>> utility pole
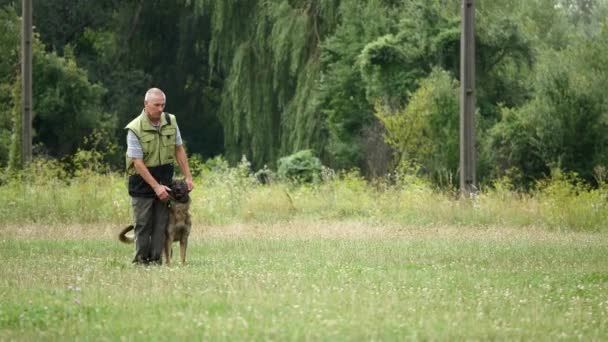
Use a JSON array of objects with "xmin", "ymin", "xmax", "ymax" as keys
[
  {"xmin": 21, "ymin": 0, "xmax": 33, "ymax": 166},
  {"xmin": 460, "ymin": 0, "xmax": 475, "ymax": 197}
]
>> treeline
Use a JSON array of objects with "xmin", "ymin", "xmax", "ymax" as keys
[{"xmin": 1, "ymin": 0, "xmax": 607, "ymax": 188}]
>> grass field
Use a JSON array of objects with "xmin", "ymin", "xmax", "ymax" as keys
[{"xmin": 1, "ymin": 222, "xmax": 606, "ymax": 340}]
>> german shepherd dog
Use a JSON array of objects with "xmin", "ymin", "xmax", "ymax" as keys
[{"xmin": 119, "ymin": 179, "xmax": 192, "ymax": 265}]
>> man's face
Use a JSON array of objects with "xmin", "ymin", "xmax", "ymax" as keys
[{"xmin": 144, "ymin": 94, "xmax": 165, "ymax": 122}]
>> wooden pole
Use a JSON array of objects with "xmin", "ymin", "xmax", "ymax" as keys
[
  {"xmin": 460, "ymin": 0, "xmax": 476, "ymax": 196},
  {"xmin": 21, "ymin": 0, "xmax": 33, "ymax": 166}
]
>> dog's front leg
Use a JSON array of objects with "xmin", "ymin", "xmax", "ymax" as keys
[{"xmin": 180, "ymin": 238, "xmax": 188, "ymax": 264}]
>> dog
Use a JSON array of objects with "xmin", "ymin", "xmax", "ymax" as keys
[{"xmin": 119, "ymin": 179, "xmax": 192, "ymax": 265}]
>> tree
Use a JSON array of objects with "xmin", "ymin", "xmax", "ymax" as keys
[
  {"xmin": 190, "ymin": 0, "xmax": 341, "ymax": 168},
  {"xmin": 3, "ymin": 0, "xmax": 224, "ymax": 168},
  {"xmin": 0, "ymin": 6, "xmax": 20, "ymax": 166},
  {"xmin": 485, "ymin": 35, "xmax": 608, "ymax": 184},
  {"xmin": 1, "ymin": 5, "xmax": 112, "ymax": 168},
  {"xmin": 26, "ymin": 0, "xmax": 123, "ymax": 54},
  {"xmin": 109, "ymin": 0, "xmax": 223, "ymax": 160},
  {"xmin": 31, "ymin": 48, "xmax": 110, "ymax": 157},
  {"xmin": 376, "ymin": 68, "xmax": 460, "ymax": 185},
  {"xmin": 318, "ymin": 0, "xmax": 403, "ymax": 172}
]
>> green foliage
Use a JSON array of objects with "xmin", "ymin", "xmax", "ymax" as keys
[
  {"xmin": 320, "ymin": 0, "xmax": 400, "ymax": 169},
  {"xmin": 358, "ymin": 34, "xmax": 422, "ymax": 109},
  {"xmin": 1, "ymin": 4, "xmax": 113, "ymax": 168},
  {"xmin": 277, "ymin": 150, "xmax": 323, "ymax": 184},
  {"xmin": 111, "ymin": 0, "xmax": 223, "ymax": 160},
  {"xmin": 70, "ymin": 129, "xmax": 120, "ymax": 176},
  {"xmin": 27, "ymin": 0, "xmax": 122, "ymax": 54},
  {"xmin": 376, "ymin": 68, "xmax": 460, "ymax": 186},
  {"xmin": 358, "ymin": 1, "xmax": 458, "ymax": 110},
  {"xmin": 474, "ymin": 14, "xmax": 533, "ymax": 127},
  {"xmin": 322, "ymin": 0, "xmax": 533, "ymax": 175},
  {"xmin": 195, "ymin": 155, "xmax": 260, "ymax": 222},
  {"xmin": 485, "ymin": 24, "xmax": 608, "ymax": 183},
  {"xmin": 0, "ymin": 157, "xmax": 129, "ymax": 224},
  {"xmin": 0, "ymin": 6, "xmax": 20, "ymax": 167},
  {"xmin": 7, "ymin": 77, "xmax": 21, "ymax": 171},
  {"xmin": 193, "ymin": 0, "xmax": 340, "ymax": 168},
  {"xmin": 75, "ymin": 26, "xmax": 153, "ymax": 166},
  {"xmin": 1, "ymin": 153, "xmax": 607, "ymax": 232},
  {"xmin": 2, "ymin": 0, "xmax": 608, "ymax": 189},
  {"xmin": 32, "ymin": 48, "xmax": 110, "ymax": 157},
  {"xmin": 3, "ymin": 0, "xmax": 223, "ymax": 168},
  {"xmin": 484, "ymin": 104, "xmax": 550, "ymax": 186},
  {"xmin": 534, "ymin": 169, "xmax": 608, "ymax": 231}
]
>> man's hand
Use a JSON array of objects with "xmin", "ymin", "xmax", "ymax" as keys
[
  {"xmin": 154, "ymin": 184, "xmax": 171, "ymax": 201},
  {"xmin": 175, "ymin": 145, "xmax": 194, "ymax": 192},
  {"xmin": 185, "ymin": 178, "xmax": 194, "ymax": 192}
]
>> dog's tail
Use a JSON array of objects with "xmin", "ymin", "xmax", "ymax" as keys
[{"xmin": 118, "ymin": 225, "xmax": 135, "ymax": 244}]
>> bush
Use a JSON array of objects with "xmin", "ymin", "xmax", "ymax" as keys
[
  {"xmin": 376, "ymin": 68, "xmax": 460, "ymax": 186},
  {"xmin": 277, "ymin": 150, "xmax": 323, "ymax": 184}
]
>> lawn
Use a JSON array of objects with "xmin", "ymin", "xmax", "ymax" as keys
[{"xmin": 1, "ymin": 222, "xmax": 606, "ymax": 340}]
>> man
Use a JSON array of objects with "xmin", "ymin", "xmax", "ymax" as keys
[{"xmin": 125, "ymin": 88, "xmax": 193, "ymax": 265}]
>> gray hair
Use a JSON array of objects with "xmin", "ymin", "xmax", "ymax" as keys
[{"xmin": 144, "ymin": 88, "xmax": 166, "ymax": 102}]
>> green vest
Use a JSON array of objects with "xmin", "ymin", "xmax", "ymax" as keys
[{"xmin": 125, "ymin": 111, "xmax": 177, "ymax": 175}]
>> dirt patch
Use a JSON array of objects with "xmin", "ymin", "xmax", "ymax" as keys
[{"xmin": 1, "ymin": 221, "xmax": 606, "ymax": 245}]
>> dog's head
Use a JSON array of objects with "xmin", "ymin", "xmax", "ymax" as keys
[{"xmin": 169, "ymin": 179, "xmax": 190, "ymax": 203}]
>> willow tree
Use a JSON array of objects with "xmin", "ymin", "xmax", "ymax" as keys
[{"xmin": 190, "ymin": 0, "xmax": 340, "ymax": 168}]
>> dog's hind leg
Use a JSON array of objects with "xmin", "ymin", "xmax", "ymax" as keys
[{"xmin": 164, "ymin": 237, "xmax": 172, "ymax": 266}]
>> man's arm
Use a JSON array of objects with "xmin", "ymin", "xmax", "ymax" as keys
[
  {"xmin": 132, "ymin": 159, "xmax": 171, "ymax": 201},
  {"xmin": 175, "ymin": 145, "xmax": 193, "ymax": 191}
]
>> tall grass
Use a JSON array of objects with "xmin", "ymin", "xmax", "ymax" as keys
[{"xmin": 0, "ymin": 158, "xmax": 607, "ymax": 232}]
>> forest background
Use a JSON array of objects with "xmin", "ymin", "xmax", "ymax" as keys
[{"xmin": 1, "ymin": 0, "xmax": 607, "ymax": 190}]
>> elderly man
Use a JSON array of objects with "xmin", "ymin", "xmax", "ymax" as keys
[{"xmin": 125, "ymin": 88, "xmax": 193, "ymax": 265}]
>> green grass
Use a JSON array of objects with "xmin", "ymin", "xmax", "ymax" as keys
[{"xmin": 1, "ymin": 223, "xmax": 606, "ymax": 340}]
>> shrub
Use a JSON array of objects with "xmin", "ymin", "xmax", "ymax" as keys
[{"xmin": 277, "ymin": 150, "xmax": 323, "ymax": 184}]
